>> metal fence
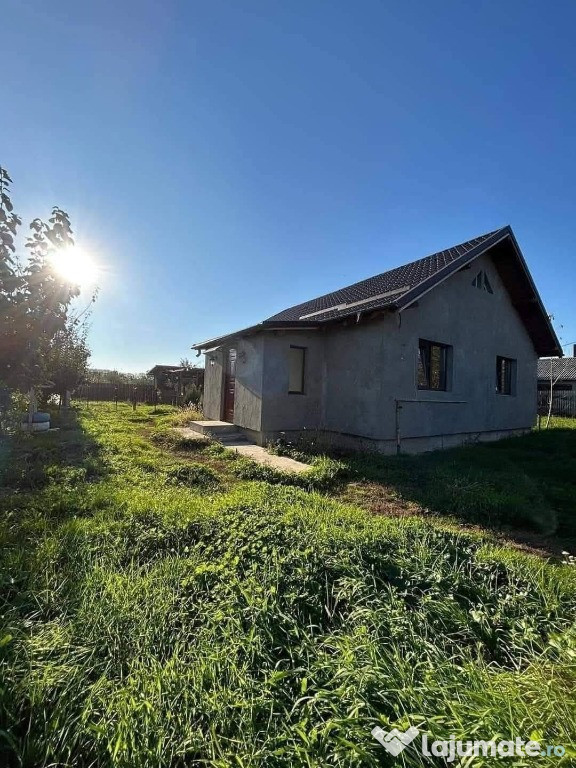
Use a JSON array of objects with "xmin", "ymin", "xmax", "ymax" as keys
[
  {"xmin": 537, "ymin": 391, "xmax": 576, "ymax": 417},
  {"xmin": 75, "ymin": 382, "xmax": 157, "ymax": 403}
]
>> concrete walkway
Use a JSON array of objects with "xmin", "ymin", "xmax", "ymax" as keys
[{"xmin": 175, "ymin": 427, "xmax": 310, "ymax": 474}]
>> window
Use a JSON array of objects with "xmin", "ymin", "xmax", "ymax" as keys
[
  {"xmin": 496, "ymin": 356, "xmax": 516, "ymax": 395},
  {"xmin": 418, "ymin": 339, "xmax": 450, "ymax": 390},
  {"xmin": 472, "ymin": 270, "xmax": 493, "ymax": 294},
  {"xmin": 288, "ymin": 346, "xmax": 306, "ymax": 393}
]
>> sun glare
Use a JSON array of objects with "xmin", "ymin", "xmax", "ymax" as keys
[{"xmin": 50, "ymin": 246, "xmax": 100, "ymax": 289}]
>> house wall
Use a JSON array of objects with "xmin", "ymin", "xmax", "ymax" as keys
[
  {"xmin": 202, "ymin": 347, "xmax": 225, "ymax": 420},
  {"xmin": 318, "ymin": 252, "xmax": 537, "ymax": 448},
  {"xmin": 202, "ymin": 251, "xmax": 539, "ymax": 452},
  {"xmin": 260, "ymin": 331, "xmax": 325, "ymax": 432},
  {"xmin": 234, "ymin": 335, "xmax": 265, "ymax": 432},
  {"xmin": 202, "ymin": 336, "xmax": 264, "ymax": 431}
]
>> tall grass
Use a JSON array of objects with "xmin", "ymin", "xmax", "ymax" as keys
[
  {"xmin": 0, "ymin": 404, "xmax": 575, "ymax": 767},
  {"xmin": 272, "ymin": 422, "xmax": 576, "ymax": 537}
]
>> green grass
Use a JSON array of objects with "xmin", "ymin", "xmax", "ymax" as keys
[
  {"xmin": 271, "ymin": 420, "xmax": 576, "ymax": 541},
  {"xmin": 1, "ymin": 403, "xmax": 575, "ymax": 767}
]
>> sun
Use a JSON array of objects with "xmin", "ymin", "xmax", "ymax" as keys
[{"xmin": 49, "ymin": 245, "xmax": 100, "ymax": 289}]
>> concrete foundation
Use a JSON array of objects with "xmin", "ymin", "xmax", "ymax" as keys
[{"xmin": 250, "ymin": 426, "xmax": 532, "ymax": 454}]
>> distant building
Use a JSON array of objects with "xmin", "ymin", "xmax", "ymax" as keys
[
  {"xmin": 146, "ymin": 365, "xmax": 204, "ymax": 404},
  {"xmin": 538, "ymin": 349, "xmax": 576, "ymax": 392}
]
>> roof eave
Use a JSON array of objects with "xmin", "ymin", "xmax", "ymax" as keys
[
  {"xmin": 192, "ymin": 324, "xmax": 265, "ymax": 351},
  {"xmin": 505, "ymin": 228, "xmax": 563, "ymax": 357},
  {"xmin": 192, "ymin": 320, "xmax": 320, "ymax": 352},
  {"xmin": 394, "ymin": 227, "xmax": 510, "ymax": 312}
]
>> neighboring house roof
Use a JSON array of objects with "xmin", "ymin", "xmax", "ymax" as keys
[
  {"xmin": 147, "ymin": 365, "xmax": 203, "ymax": 376},
  {"xmin": 147, "ymin": 365, "xmax": 181, "ymax": 375},
  {"xmin": 193, "ymin": 226, "xmax": 562, "ymax": 357},
  {"xmin": 537, "ymin": 358, "xmax": 576, "ymax": 380}
]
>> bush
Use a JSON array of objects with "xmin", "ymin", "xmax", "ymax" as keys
[
  {"xmin": 171, "ymin": 405, "xmax": 203, "ymax": 426},
  {"xmin": 183, "ymin": 383, "xmax": 202, "ymax": 408},
  {"xmin": 0, "ymin": 388, "xmax": 28, "ymax": 435}
]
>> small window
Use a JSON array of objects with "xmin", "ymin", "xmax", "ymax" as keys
[
  {"xmin": 496, "ymin": 356, "xmax": 516, "ymax": 395},
  {"xmin": 472, "ymin": 270, "xmax": 493, "ymax": 294},
  {"xmin": 418, "ymin": 339, "xmax": 450, "ymax": 390},
  {"xmin": 288, "ymin": 346, "xmax": 306, "ymax": 394}
]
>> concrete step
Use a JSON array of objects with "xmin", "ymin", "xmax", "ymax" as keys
[
  {"xmin": 187, "ymin": 420, "xmax": 239, "ymax": 437},
  {"xmin": 187, "ymin": 420, "xmax": 252, "ymax": 445},
  {"xmin": 218, "ymin": 433, "xmax": 251, "ymax": 445}
]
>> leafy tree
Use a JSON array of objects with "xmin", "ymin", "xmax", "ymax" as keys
[
  {"xmin": 179, "ymin": 357, "xmax": 198, "ymax": 369},
  {"xmin": 42, "ymin": 320, "xmax": 91, "ymax": 408},
  {"xmin": 85, "ymin": 369, "xmax": 151, "ymax": 386},
  {"xmin": 0, "ymin": 166, "xmax": 86, "ymax": 392}
]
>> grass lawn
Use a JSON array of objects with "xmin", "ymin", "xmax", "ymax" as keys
[{"xmin": 1, "ymin": 402, "xmax": 575, "ymax": 767}]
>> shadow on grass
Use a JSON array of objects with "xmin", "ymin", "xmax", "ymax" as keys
[
  {"xmin": 335, "ymin": 426, "xmax": 576, "ymax": 550},
  {"xmin": 0, "ymin": 407, "xmax": 108, "ymax": 494}
]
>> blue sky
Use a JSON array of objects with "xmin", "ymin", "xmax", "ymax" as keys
[{"xmin": 2, "ymin": 0, "xmax": 575, "ymax": 371}]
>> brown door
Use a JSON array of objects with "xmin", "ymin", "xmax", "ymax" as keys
[{"xmin": 223, "ymin": 348, "xmax": 236, "ymax": 422}]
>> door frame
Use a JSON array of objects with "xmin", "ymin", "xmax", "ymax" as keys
[{"xmin": 221, "ymin": 347, "xmax": 237, "ymax": 422}]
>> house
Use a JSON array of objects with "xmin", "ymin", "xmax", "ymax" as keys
[
  {"xmin": 192, "ymin": 226, "xmax": 561, "ymax": 454},
  {"xmin": 537, "ymin": 352, "xmax": 576, "ymax": 418},
  {"xmin": 537, "ymin": 351, "xmax": 576, "ymax": 392},
  {"xmin": 146, "ymin": 365, "xmax": 204, "ymax": 404}
]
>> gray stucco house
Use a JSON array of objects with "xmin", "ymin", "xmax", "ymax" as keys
[{"xmin": 193, "ymin": 226, "xmax": 561, "ymax": 453}]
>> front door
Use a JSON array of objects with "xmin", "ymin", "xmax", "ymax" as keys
[{"xmin": 223, "ymin": 348, "xmax": 236, "ymax": 422}]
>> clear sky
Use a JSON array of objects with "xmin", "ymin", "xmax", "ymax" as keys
[{"xmin": 2, "ymin": 0, "xmax": 575, "ymax": 371}]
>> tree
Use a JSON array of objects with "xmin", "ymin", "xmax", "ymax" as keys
[
  {"xmin": 42, "ymin": 320, "xmax": 91, "ymax": 408},
  {"xmin": 0, "ymin": 166, "xmax": 86, "ymax": 393},
  {"xmin": 85, "ymin": 369, "xmax": 150, "ymax": 386}
]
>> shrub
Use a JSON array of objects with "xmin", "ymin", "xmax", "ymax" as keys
[
  {"xmin": 183, "ymin": 383, "xmax": 202, "ymax": 408},
  {"xmin": 170, "ymin": 406, "xmax": 203, "ymax": 427}
]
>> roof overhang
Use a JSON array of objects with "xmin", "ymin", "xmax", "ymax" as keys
[
  {"xmin": 393, "ymin": 226, "xmax": 562, "ymax": 358},
  {"xmin": 192, "ymin": 320, "xmax": 320, "ymax": 352}
]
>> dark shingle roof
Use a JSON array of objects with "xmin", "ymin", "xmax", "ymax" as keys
[
  {"xmin": 265, "ymin": 230, "xmax": 502, "ymax": 322},
  {"xmin": 538, "ymin": 358, "xmax": 576, "ymax": 380},
  {"xmin": 193, "ymin": 226, "xmax": 561, "ymax": 357}
]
